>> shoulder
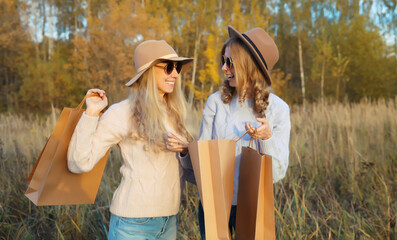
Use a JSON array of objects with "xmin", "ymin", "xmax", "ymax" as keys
[
  {"xmin": 203, "ymin": 91, "xmax": 225, "ymax": 112},
  {"xmin": 206, "ymin": 91, "xmax": 223, "ymax": 106},
  {"xmin": 106, "ymin": 99, "xmax": 131, "ymax": 115},
  {"xmin": 269, "ymin": 93, "xmax": 290, "ymax": 115},
  {"xmin": 100, "ymin": 99, "xmax": 132, "ymax": 128},
  {"xmin": 208, "ymin": 91, "xmax": 222, "ymax": 101}
]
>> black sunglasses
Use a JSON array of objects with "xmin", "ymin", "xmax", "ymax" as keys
[
  {"xmin": 155, "ymin": 62, "xmax": 183, "ymax": 75},
  {"xmin": 221, "ymin": 55, "xmax": 233, "ymax": 69}
]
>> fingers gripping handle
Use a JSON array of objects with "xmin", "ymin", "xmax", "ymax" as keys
[
  {"xmin": 234, "ymin": 130, "xmax": 261, "ymax": 155},
  {"xmin": 77, "ymin": 92, "xmax": 101, "ymax": 110}
]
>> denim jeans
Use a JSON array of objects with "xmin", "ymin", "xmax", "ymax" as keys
[
  {"xmin": 108, "ymin": 214, "xmax": 177, "ymax": 240},
  {"xmin": 198, "ymin": 201, "xmax": 237, "ymax": 240}
]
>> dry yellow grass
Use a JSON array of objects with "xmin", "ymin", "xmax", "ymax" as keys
[{"xmin": 0, "ymin": 99, "xmax": 396, "ymax": 239}]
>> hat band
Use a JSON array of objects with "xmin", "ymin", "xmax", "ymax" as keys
[
  {"xmin": 136, "ymin": 54, "xmax": 179, "ymax": 73},
  {"xmin": 242, "ymin": 33, "xmax": 268, "ymax": 70}
]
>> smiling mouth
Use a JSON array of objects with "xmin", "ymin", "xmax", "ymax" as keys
[{"xmin": 226, "ymin": 74, "xmax": 234, "ymax": 80}]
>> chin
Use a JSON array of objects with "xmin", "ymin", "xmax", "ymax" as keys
[{"xmin": 166, "ymin": 88, "xmax": 174, "ymax": 93}]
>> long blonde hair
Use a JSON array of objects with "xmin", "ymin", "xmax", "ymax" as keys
[
  {"xmin": 220, "ymin": 37, "xmax": 270, "ymax": 118},
  {"xmin": 129, "ymin": 66, "xmax": 192, "ymax": 151}
]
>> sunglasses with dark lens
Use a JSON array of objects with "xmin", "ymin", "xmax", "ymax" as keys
[
  {"xmin": 155, "ymin": 62, "xmax": 183, "ymax": 75},
  {"xmin": 221, "ymin": 55, "xmax": 233, "ymax": 69}
]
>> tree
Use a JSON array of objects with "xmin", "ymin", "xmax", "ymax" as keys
[
  {"xmin": 1, "ymin": 0, "xmax": 396, "ymax": 113},
  {"xmin": 0, "ymin": 0, "xmax": 33, "ymax": 111},
  {"xmin": 69, "ymin": 0, "xmax": 148, "ymax": 104},
  {"xmin": 288, "ymin": 0, "xmax": 313, "ymax": 111},
  {"xmin": 331, "ymin": 45, "xmax": 349, "ymax": 102},
  {"xmin": 332, "ymin": 14, "xmax": 390, "ymax": 100},
  {"xmin": 197, "ymin": 28, "xmax": 222, "ymax": 105},
  {"xmin": 311, "ymin": 1, "xmax": 333, "ymax": 105}
]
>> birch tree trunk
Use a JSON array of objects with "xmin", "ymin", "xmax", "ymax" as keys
[
  {"xmin": 188, "ymin": 28, "xmax": 201, "ymax": 106},
  {"xmin": 40, "ymin": 0, "xmax": 47, "ymax": 60},
  {"xmin": 298, "ymin": 36, "xmax": 306, "ymax": 111},
  {"xmin": 321, "ymin": 58, "xmax": 325, "ymax": 106},
  {"xmin": 48, "ymin": 0, "xmax": 54, "ymax": 60},
  {"xmin": 336, "ymin": 77, "xmax": 340, "ymax": 102}
]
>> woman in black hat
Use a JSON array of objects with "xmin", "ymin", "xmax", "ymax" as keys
[{"xmin": 196, "ymin": 25, "xmax": 291, "ymax": 239}]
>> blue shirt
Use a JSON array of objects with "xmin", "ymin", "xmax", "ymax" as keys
[{"xmin": 198, "ymin": 91, "xmax": 291, "ymax": 205}]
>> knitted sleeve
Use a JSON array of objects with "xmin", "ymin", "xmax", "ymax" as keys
[{"xmin": 67, "ymin": 103, "xmax": 127, "ymax": 173}]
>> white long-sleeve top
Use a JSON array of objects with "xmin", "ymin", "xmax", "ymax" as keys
[
  {"xmin": 67, "ymin": 99, "xmax": 188, "ymax": 218},
  {"xmin": 197, "ymin": 91, "xmax": 291, "ymax": 205}
]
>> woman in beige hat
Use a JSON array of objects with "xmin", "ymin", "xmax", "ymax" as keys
[
  {"xmin": 67, "ymin": 40, "xmax": 193, "ymax": 239},
  {"xmin": 196, "ymin": 26, "xmax": 291, "ymax": 239}
]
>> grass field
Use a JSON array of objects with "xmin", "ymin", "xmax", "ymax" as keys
[{"xmin": 0, "ymin": 99, "xmax": 396, "ymax": 239}]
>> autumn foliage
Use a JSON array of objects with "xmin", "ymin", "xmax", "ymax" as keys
[{"xmin": 0, "ymin": 0, "xmax": 396, "ymax": 113}]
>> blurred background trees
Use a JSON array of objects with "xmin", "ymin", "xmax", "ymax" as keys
[{"xmin": 0, "ymin": 0, "xmax": 396, "ymax": 112}]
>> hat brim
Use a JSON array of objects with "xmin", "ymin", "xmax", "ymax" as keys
[
  {"xmin": 125, "ymin": 57, "xmax": 193, "ymax": 87},
  {"xmin": 228, "ymin": 25, "xmax": 272, "ymax": 86}
]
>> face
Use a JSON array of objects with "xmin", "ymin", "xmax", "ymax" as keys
[
  {"xmin": 154, "ymin": 62, "xmax": 180, "ymax": 97},
  {"xmin": 222, "ymin": 46, "xmax": 236, "ymax": 87}
]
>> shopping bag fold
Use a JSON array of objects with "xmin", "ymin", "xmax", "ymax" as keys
[
  {"xmin": 188, "ymin": 131, "xmax": 248, "ymax": 240},
  {"xmin": 188, "ymin": 139, "xmax": 235, "ymax": 240}
]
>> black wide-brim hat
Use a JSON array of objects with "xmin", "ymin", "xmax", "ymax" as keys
[{"xmin": 228, "ymin": 25, "xmax": 279, "ymax": 86}]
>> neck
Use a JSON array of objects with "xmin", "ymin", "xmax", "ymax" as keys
[
  {"xmin": 159, "ymin": 93, "xmax": 168, "ymax": 105},
  {"xmin": 158, "ymin": 91, "xmax": 166, "ymax": 101}
]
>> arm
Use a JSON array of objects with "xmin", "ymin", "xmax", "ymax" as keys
[
  {"xmin": 198, "ymin": 93, "xmax": 217, "ymax": 141},
  {"xmin": 174, "ymin": 93, "xmax": 218, "ymax": 184},
  {"xmin": 67, "ymin": 107, "xmax": 125, "ymax": 173},
  {"xmin": 259, "ymin": 105, "xmax": 290, "ymax": 183},
  {"xmin": 167, "ymin": 93, "xmax": 218, "ymax": 169},
  {"xmin": 67, "ymin": 89, "xmax": 125, "ymax": 173},
  {"xmin": 246, "ymin": 103, "xmax": 291, "ymax": 183},
  {"xmin": 166, "ymin": 133, "xmax": 192, "ymax": 170}
]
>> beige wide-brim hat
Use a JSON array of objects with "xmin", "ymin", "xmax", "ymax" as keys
[
  {"xmin": 126, "ymin": 40, "xmax": 193, "ymax": 87},
  {"xmin": 228, "ymin": 25, "xmax": 279, "ymax": 86}
]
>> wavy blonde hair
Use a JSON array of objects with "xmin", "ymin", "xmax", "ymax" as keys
[
  {"xmin": 129, "ymin": 65, "xmax": 192, "ymax": 151},
  {"xmin": 220, "ymin": 37, "xmax": 270, "ymax": 118}
]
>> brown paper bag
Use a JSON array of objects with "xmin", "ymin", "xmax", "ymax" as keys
[
  {"xmin": 236, "ymin": 139, "xmax": 275, "ymax": 240},
  {"xmin": 25, "ymin": 93, "xmax": 110, "ymax": 206},
  {"xmin": 188, "ymin": 139, "xmax": 237, "ymax": 240}
]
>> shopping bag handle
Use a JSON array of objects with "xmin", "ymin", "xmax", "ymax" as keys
[
  {"xmin": 77, "ymin": 92, "xmax": 101, "ymax": 110},
  {"xmin": 234, "ymin": 130, "xmax": 262, "ymax": 154},
  {"xmin": 233, "ymin": 130, "xmax": 249, "ymax": 142},
  {"xmin": 248, "ymin": 137, "xmax": 261, "ymax": 155}
]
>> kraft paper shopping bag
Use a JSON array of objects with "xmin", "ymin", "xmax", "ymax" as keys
[
  {"xmin": 25, "ymin": 93, "xmax": 109, "ymax": 206},
  {"xmin": 236, "ymin": 139, "xmax": 275, "ymax": 240},
  {"xmin": 188, "ymin": 139, "xmax": 235, "ymax": 240},
  {"xmin": 188, "ymin": 131, "xmax": 248, "ymax": 240}
]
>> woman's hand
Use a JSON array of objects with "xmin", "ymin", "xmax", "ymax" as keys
[
  {"xmin": 85, "ymin": 89, "xmax": 108, "ymax": 117},
  {"xmin": 165, "ymin": 133, "xmax": 188, "ymax": 155},
  {"xmin": 245, "ymin": 118, "xmax": 272, "ymax": 140}
]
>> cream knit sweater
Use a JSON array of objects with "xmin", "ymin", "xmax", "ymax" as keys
[{"xmin": 67, "ymin": 99, "xmax": 188, "ymax": 218}]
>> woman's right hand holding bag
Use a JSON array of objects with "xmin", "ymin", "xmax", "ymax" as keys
[{"xmin": 85, "ymin": 89, "xmax": 108, "ymax": 117}]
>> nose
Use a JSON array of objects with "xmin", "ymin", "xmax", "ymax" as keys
[
  {"xmin": 170, "ymin": 68, "xmax": 179, "ymax": 77},
  {"xmin": 221, "ymin": 62, "xmax": 228, "ymax": 72}
]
